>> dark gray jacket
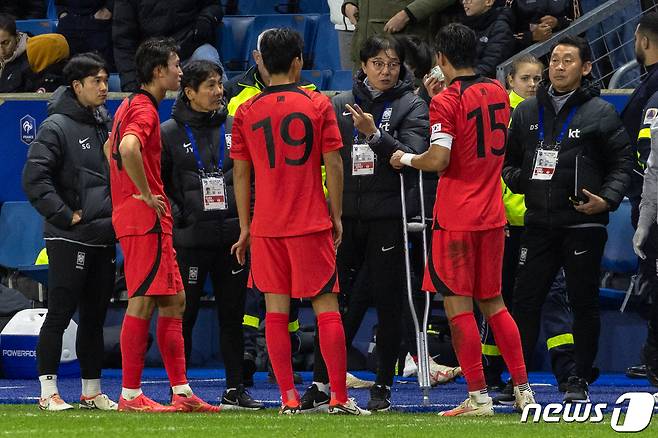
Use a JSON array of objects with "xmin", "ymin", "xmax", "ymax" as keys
[
  {"xmin": 161, "ymin": 94, "xmax": 237, "ymax": 249},
  {"xmin": 503, "ymin": 80, "xmax": 633, "ymax": 228},
  {"xmin": 332, "ymin": 69, "xmax": 429, "ymax": 220},
  {"xmin": 22, "ymin": 86, "xmax": 114, "ymax": 245}
]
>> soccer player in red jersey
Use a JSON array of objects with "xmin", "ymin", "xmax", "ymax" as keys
[
  {"xmin": 230, "ymin": 28, "xmax": 369, "ymax": 415},
  {"xmin": 391, "ymin": 23, "xmax": 535, "ymax": 416},
  {"xmin": 107, "ymin": 38, "xmax": 218, "ymax": 413}
]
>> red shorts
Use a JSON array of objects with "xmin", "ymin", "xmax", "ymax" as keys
[
  {"xmin": 422, "ymin": 227, "xmax": 504, "ymax": 300},
  {"xmin": 249, "ymin": 229, "xmax": 339, "ymax": 298},
  {"xmin": 119, "ymin": 233, "xmax": 183, "ymax": 298}
]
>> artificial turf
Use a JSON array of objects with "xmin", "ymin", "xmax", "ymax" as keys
[{"xmin": 0, "ymin": 406, "xmax": 654, "ymax": 437}]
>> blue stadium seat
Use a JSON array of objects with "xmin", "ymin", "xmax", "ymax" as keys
[
  {"xmin": 0, "ymin": 202, "xmax": 48, "ymax": 285},
  {"xmin": 15, "ymin": 19, "xmax": 57, "ymax": 36},
  {"xmin": 243, "ymin": 15, "xmax": 320, "ymax": 69},
  {"xmin": 600, "ymin": 198, "xmax": 638, "ymax": 305},
  {"xmin": 108, "ymin": 73, "xmax": 121, "ymax": 92},
  {"xmin": 218, "ymin": 16, "xmax": 256, "ymax": 71},
  {"xmin": 225, "ymin": 70, "xmax": 246, "ymax": 80},
  {"xmin": 300, "ymin": 69, "xmax": 332, "ymax": 90},
  {"xmin": 47, "ymin": 0, "xmax": 58, "ymax": 19},
  {"xmin": 311, "ymin": 14, "xmax": 341, "ymax": 70},
  {"xmin": 328, "ymin": 69, "xmax": 353, "ymax": 91}
]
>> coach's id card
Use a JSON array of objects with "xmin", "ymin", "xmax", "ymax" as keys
[
  {"xmin": 531, "ymin": 148, "xmax": 558, "ymax": 180},
  {"xmin": 201, "ymin": 175, "xmax": 228, "ymax": 210},
  {"xmin": 352, "ymin": 143, "xmax": 375, "ymax": 176}
]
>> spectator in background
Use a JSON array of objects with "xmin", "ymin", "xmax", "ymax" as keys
[
  {"xmin": 0, "ymin": 0, "xmax": 46, "ymax": 19},
  {"xmin": 22, "ymin": 53, "xmax": 116, "ymax": 411},
  {"xmin": 112, "ymin": 0, "xmax": 223, "ymax": 92},
  {"xmin": 581, "ymin": 0, "xmax": 642, "ymax": 88},
  {"xmin": 342, "ymin": 0, "xmax": 458, "ymax": 68},
  {"xmin": 0, "ymin": 13, "xmax": 69, "ymax": 92},
  {"xmin": 462, "ymin": 0, "xmax": 515, "ymax": 78},
  {"xmin": 506, "ymin": 0, "xmax": 580, "ymax": 52},
  {"xmin": 328, "ymin": 0, "xmax": 355, "ymax": 70},
  {"xmin": 55, "ymin": 1, "xmax": 115, "ymax": 71},
  {"xmin": 160, "ymin": 60, "xmax": 263, "ymax": 410}
]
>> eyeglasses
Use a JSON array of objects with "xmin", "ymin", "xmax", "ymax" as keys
[{"xmin": 369, "ymin": 59, "xmax": 401, "ymax": 72}]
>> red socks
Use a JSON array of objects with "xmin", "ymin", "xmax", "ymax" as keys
[
  {"xmin": 449, "ymin": 312, "xmax": 486, "ymax": 392},
  {"xmin": 317, "ymin": 312, "xmax": 348, "ymax": 404},
  {"xmin": 266, "ymin": 312, "xmax": 299, "ymax": 405},
  {"xmin": 120, "ymin": 315, "xmax": 150, "ymax": 389},
  {"xmin": 157, "ymin": 316, "xmax": 188, "ymax": 387},
  {"xmin": 487, "ymin": 308, "xmax": 528, "ymax": 385}
]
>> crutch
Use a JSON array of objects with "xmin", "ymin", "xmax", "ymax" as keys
[{"xmin": 399, "ymin": 171, "xmax": 432, "ymax": 405}]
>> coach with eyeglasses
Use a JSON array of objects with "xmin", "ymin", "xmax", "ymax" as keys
[{"xmin": 502, "ymin": 35, "xmax": 633, "ymax": 403}]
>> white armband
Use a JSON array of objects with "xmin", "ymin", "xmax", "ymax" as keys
[
  {"xmin": 430, "ymin": 133, "xmax": 453, "ymax": 150},
  {"xmin": 400, "ymin": 153, "xmax": 416, "ymax": 167}
]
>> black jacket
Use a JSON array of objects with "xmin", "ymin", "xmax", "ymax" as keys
[
  {"xmin": 463, "ymin": 7, "xmax": 515, "ymax": 78},
  {"xmin": 55, "ymin": 0, "xmax": 114, "ymax": 16},
  {"xmin": 508, "ymin": 0, "xmax": 578, "ymax": 51},
  {"xmin": 113, "ymin": 0, "xmax": 222, "ymax": 91},
  {"xmin": 331, "ymin": 69, "xmax": 429, "ymax": 220},
  {"xmin": 503, "ymin": 80, "xmax": 633, "ymax": 228},
  {"xmin": 22, "ymin": 86, "xmax": 114, "ymax": 245},
  {"xmin": 0, "ymin": 0, "xmax": 46, "ymax": 19},
  {"xmin": 161, "ymin": 94, "xmax": 237, "ymax": 249}
]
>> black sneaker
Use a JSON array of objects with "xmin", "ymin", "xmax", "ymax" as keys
[
  {"xmin": 626, "ymin": 364, "xmax": 647, "ymax": 379},
  {"xmin": 367, "ymin": 384, "xmax": 391, "ymax": 412},
  {"xmin": 563, "ymin": 376, "xmax": 590, "ymax": 403},
  {"xmin": 299, "ymin": 384, "xmax": 330, "ymax": 413},
  {"xmin": 220, "ymin": 385, "xmax": 264, "ymax": 410},
  {"xmin": 493, "ymin": 380, "xmax": 515, "ymax": 405}
]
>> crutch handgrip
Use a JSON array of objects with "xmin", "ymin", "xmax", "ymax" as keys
[{"xmin": 406, "ymin": 222, "xmax": 426, "ymax": 233}]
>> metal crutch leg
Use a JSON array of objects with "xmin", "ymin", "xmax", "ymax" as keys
[{"xmin": 399, "ymin": 171, "xmax": 431, "ymax": 405}]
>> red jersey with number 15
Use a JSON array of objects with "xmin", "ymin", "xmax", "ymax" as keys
[
  {"xmin": 431, "ymin": 75, "xmax": 510, "ymax": 231},
  {"xmin": 230, "ymin": 83, "xmax": 342, "ymax": 238}
]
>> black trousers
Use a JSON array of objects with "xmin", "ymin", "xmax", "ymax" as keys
[
  {"xmin": 177, "ymin": 245, "xmax": 247, "ymax": 388},
  {"xmin": 313, "ymin": 218, "xmax": 405, "ymax": 387},
  {"xmin": 37, "ymin": 240, "xmax": 115, "ymax": 378},
  {"xmin": 512, "ymin": 226, "xmax": 606, "ymax": 379}
]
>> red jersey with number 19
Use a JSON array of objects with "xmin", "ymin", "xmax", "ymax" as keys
[
  {"xmin": 431, "ymin": 75, "xmax": 510, "ymax": 231},
  {"xmin": 230, "ymin": 83, "xmax": 342, "ymax": 238}
]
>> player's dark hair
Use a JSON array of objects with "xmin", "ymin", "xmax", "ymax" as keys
[
  {"xmin": 359, "ymin": 34, "xmax": 406, "ymax": 66},
  {"xmin": 551, "ymin": 35, "xmax": 592, "ymax": 64},
  {"xmin": 259, "ymin": 28, "xmax": 303, "ymax": 75},
  {"xmin": 135, "ymin": 37, "xmax": 180, "ymax": 85},
  {"xmin": 509, "ymin": 54, "xmax": 544, "ymax": 78},
  {"xmin": 63, "ymin": 52, "xmax": 108, "ymax": 87},
  {"xmin": 396, "ymin": 34, "xmax": 432, "ymax": 80},
  {"xmin": 638, "ymin": 11, "xmax": 658, "ymax": 40},
  {"xmin": 0, "ymin": 13, "xmax": 17, "ymax": 36},
  {"xmin": 181, "ymin": 60, "xmax": 224, "ymax": 93},
  {"xmin": 433, "ymin": 23, "xmax": 477, "ymax": 69}
]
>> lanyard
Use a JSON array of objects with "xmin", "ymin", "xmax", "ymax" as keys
[
  {"xmin": 538, "ymin": 105, "xmax": 578, "ymax": 146},
  {"xmin": 184, "ymin": 124, "xmax": 226, "ymax": 173},
  {"xmin": 353, "ymin": 99, "xmax": 392, "ymax": 141}
]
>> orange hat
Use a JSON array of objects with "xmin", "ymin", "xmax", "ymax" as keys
[{"xmin": 26, "ymin": 33, "xmax": 70, "ymax": 73}]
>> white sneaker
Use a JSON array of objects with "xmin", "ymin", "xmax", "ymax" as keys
[
  {"xmin": 39, "ymin": 394, "xmax": 74, "ymax": 411},
  {"xmin": 80, "ymin": 393, "xmax": 119, "ymax": 410},
  {"xmin": 346, "ymin": 372, "xmax": 374, "ymax": 389},
  {"xmin": 328, "ymin": 398, "xmax": 371, "ymax": 416},
  {"xmin": 513, "ymin": 387, "xmax": 535, "ymax": 413},
  {"xmin": 403, "ymin": 353, "xmax": 418, "ymax": 377},
  {"xmin": 438, "ymin": 395, "xmax": 494, "ymax": 417},
  {"xmin": 429, "ymin": 357, "xmax": 462, "ymax": 386}
]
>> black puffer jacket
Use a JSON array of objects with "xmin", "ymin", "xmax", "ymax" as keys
[
  {"xmin": 161, "ymin": 94, "xmax": 237, "ymax": 249},
  {"xmin": 113, "ymin": 0, "xmax": 222, "ymax": 91},
  {"xmin": 503, "ymin": 80, "xmax": 633, "ymax": 228},
  {"xmin": 463, "ymin": 7, "xmax": 515, "ymax": 78},
  {"xmin": 22, "ymin": 86, "xmax": 114, "ymax": 245},
  {"xmin": 332, "ymin": 68, "xmax": 429, "ymax": 220}
]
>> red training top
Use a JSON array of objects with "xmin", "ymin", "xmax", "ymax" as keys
[
  {"xmin": 109, "ymin": 90, "xmax": 173, "ymax": 238},
  {"xmin": 230, "ymin": 83, "xmax": 342, "ymax": 237},
  {"xmin": 431, "ymin": 75, "xmax": 510, "ymax": 231}
]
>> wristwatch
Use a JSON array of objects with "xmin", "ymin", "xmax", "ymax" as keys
[{"xmin": 366, "ymin": 129, "xmax": 381, "ymax": 144}]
